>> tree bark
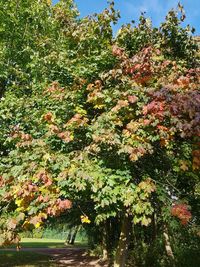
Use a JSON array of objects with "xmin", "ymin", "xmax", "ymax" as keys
[
  {"xmin": 113, "ymin": 214, "xmax": 132, "ymax": 267},
  {"xmin": 163, "ymin": 224, "xmax": 175, "ymax": 266},
  {"xmin": 70, "ymin": 225, "xmax": 80, "ymax": 245},
  {"xmin": 102, "ymin": 230, "xmax": 108, "ymax": 260},
  {"xmin": 66, "ymin": 228, "xmax": 72, "ymax": 244},
  {"xmin": 101, "ymin": 220, "xmax": 110, "ymax": 260},
  {"xmin": 66, "ymin": 225, "xmax": 80, "ymax": 245}
]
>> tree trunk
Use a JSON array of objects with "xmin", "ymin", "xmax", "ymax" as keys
[
  {"xmin": 102, "ymin": 230, "xmax": 109, "ymax": 260},
  {"xmin": 66, "ymin": 225, "xmax": 80, "ymax": 245},
  {"xmin": 101, "ymin": 220, "xmax": 110, "ymax": 260},
  {"xmin": 113, "ymin": 214, "xmax": 132, "ymax": 267},
  {"xmin": 163, "ymin": 225, "xmax": 175, "ymax": 266},
  {"xmin": 66, "ymin": 228, "xmax": 72, "ymax": 244},
  {"xmin": 151, "ymin": 212, "xmax": 157, "ymax": 242},
  {"xmin": 70, "ymin": 225, "xmax": 80, "ymax": 245},
  {"xmin": 145, "ymin": 212, "xmax": 158, "ymax": 266}
]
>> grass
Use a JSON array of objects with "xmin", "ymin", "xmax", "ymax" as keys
[
  {"xmin": 20, "ymin": 238, "xmax": 67, "ymax": 248},
  {"xmin": 21, "ymin": 237, "xmax": 87, "ymax": 248},
  {"xmin": 1, "ymin": 237, "xmax": 87, "ymax": 249},
  {"xmin": 0, "ymin": 250, "xmax": 56, "ymax": 267},
  {"xmin": 0, "ymin": 238, "xmax": 87, "ymax": 266}
]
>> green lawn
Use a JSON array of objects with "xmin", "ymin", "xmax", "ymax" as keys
[
  {"xmin": 20, "ymin": 238, "xmax": 67, "ymax": 248},
  {"xmin": 1, "ymin": 237, "xmax": 87, "ymax": 249},
  {"xmin": 0, "ymin": 238, "xmax": 87, "ymax": 267},
  {"xmin": 0, "ymin": 250, "xmax": 56, "ymax": 267}
]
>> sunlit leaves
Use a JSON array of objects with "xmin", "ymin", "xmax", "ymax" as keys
[
  {"xmin": 81, "ymin": 215, "xmax": 91, "ymax": 224},
  {"xmin": 0, "ymin": 0, "xmax": 199, "ymax": 248}
]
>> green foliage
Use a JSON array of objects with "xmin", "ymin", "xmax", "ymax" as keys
[{"xmin": 0, "ymin": 1, "xmax": 199, "ymax": 266}]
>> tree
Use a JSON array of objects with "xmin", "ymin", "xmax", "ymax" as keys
[{"xmin": 0, "ymin": 1, "xmax": 199, "ymax": 266}]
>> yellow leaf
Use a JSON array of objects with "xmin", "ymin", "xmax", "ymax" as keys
[
  {"xmin": 80, "ymin": 215, "xmax": 91, "ymax": 224},
  {"xmin": 15, "ymin": 199, "xmax": 23, "ymax": 207},
  {"xmin": 16, "ymin": 207, "xmax": 24, "ymax": 212},
  {"xmin": 43, "ymin": 153, "xmax": 51, "ymax": 161},
  {"xmin": 22, "ymin": 220, "xmax": 29, "ymax": 228},
  {"xmin": 75, "ymin": 107, "xmax": 87, "ymax": 115},
  {"xmin": 94, "ymin": 104, "xmax": 105, "ymax": 109},
  {"xmin": 70, "ymin": 134, "xmax": 74, "ymax": 141},
  {"xmin": 39, "ymin": 213, "xmax": 47, "ymax": 220},
  {"xmin": 35, "ymin": 222, "xmax": 41, "ymax": 229},
  {"xmin": 179, "ymin": 160, "xmax": 189, "ymax": 171},
  {"xmin": 46, "ymin": 0, "xmax": 51, "ymax": 5}
]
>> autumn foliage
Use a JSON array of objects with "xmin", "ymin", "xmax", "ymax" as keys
[
  {"xmin": 0, "ymin": 1, "xmax": 200, "ymax": 266},
  {"xmin": 171, "ymin": 203, "xmax": 192, "ymax": 225}
]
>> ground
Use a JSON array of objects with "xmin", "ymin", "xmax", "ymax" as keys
[{"xmin": 0, "ymin": 238, "xmax": 107, "ymax": 267}]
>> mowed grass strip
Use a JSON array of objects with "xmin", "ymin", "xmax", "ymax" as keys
[
  {"xmin": 0, "ymin": 238, "xmax": 66, "ymax": 249},
  {"xmin": 20, "ymin": 238, "xmax": 87, "ymax": 248},
  {"xmin": 0, "ymin": 238, "xmax": 86, "ymax": 249},
  {"xmin": 0, "ymin": 250, "xmax": 57, "ymax": 267},
  {"xmin": 21, "ymin": 238, "xmax": 66, "ymax": 248}
]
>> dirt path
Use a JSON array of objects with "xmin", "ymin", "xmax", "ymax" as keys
[{"xmin": 5, "ymin": 247, "xmax": 108, "ymax": 267}]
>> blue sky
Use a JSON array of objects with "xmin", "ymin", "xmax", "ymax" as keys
[{"xmin": 53, "ymin": 0, "xmax": 200, "ymax": 35}]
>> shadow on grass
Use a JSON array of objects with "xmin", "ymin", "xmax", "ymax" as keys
[
  {"xmin": 0, "ymin": 238, "xmax": 106, "ymax": 267},
  {"xmin": 0, "ymin": 248, "xmax": 107, "ymax": 267},
  {"xmin": 0, "ymin": 250, "xmax": 57, "ymax": 267}
]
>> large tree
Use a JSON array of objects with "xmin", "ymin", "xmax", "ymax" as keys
[{"xmin": 0, "ymin": 1, "xmax": 199, "ymax": 266}]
